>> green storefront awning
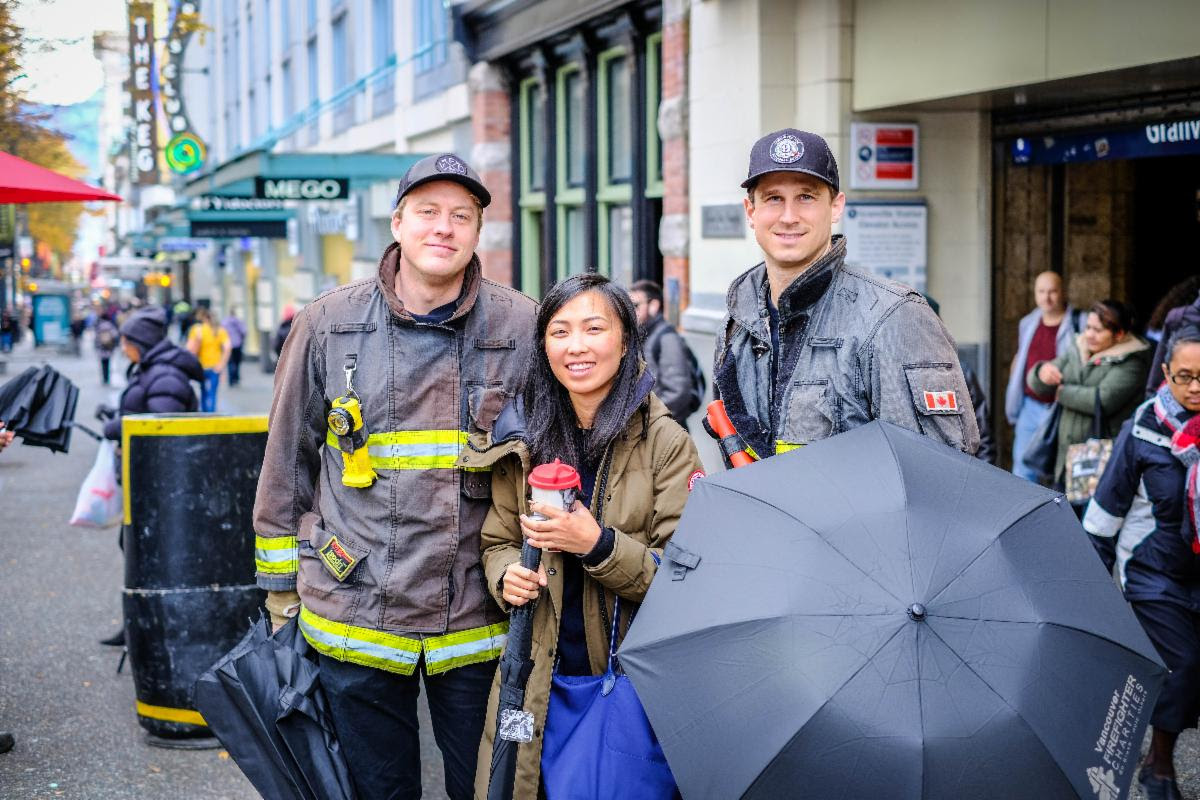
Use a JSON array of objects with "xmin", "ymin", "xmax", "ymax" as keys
[{"xmin": 183, "ymin": 149, "xmax": 427, "ymax": 198}]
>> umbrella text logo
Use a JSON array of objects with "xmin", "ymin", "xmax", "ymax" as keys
[
  {"xmin": 1087, "ymin": 766, "xmax": 1119, "ymax": 800},
  {"xmin": 1093, "ymin": 674, "xmax": 1148, "ymax": 776}
]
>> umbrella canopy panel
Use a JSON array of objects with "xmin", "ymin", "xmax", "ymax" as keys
[
  {"xmin": 0, "ymin": 151, "xmax": 123, "ymax": 203},
  {"xmin": 620, "ymin": 422, "xmax": 1165, "ymax": 800}
]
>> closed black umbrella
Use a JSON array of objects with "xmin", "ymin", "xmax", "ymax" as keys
[
  {"xmin": 486, "ymin": 539, "xmax": 542, "ymax": 800},
  {"xmin": 621, "ymin": 421, "xmax": 1166, "ymax": 800},
  {"xmin": 194, "ymin": 615, "xmax": 356, "ymax": 800},
  {"xmin": 0, "ymin": 365, "xmax": 90, "ymax": 451}
]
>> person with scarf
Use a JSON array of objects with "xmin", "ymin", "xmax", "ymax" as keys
[{"xmin": 1083, "ymin": 326, "xmax": 1200, "ymax": 800}]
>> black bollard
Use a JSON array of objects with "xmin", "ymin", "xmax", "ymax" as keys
[{"xmin": 121, "ymin": 414, "xmax": 268, "ymax": 746}]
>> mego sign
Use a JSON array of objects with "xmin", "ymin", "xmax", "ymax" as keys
[{"xmin": 254, "ymin": 177, "xmax": 350, "ymax": 200}]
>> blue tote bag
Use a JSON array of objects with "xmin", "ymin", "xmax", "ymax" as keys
[{"xmin": 541, "ymin": 595, "xmax": 677, "ymax": 800}]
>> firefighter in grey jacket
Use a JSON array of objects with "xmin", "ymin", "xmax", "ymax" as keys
[
  {"xmin": 252, "ymin": 154, "xmax": 537, "ymax": 800},
  {"xmin": 713, "ymin": 129, "xmax": 980, "ymax": 459}
]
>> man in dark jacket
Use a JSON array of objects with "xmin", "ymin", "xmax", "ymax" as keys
[
  {"xmin": 102, "ymin": 307, "xmax": 202, "ymax": 441},
  {"xmin": 713, "ymin": 129, "xmax": 979, "ymax": 460},
  {"xmin": 630, "ymin": 279, "xmax": 700, "ymax": 425}
]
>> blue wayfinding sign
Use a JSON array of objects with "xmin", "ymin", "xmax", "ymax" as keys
[{"xmin": 1012, "ymin": 116, "xmax": 1200, "ymax": 165}]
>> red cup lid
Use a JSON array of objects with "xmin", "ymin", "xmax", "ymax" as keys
[{"xmin": 528, "ymin": 458, "xmax": 582, "ymax": 491}]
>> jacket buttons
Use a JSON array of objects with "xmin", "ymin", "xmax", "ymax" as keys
[
  {"xmin": 548, "ymin": 648, "xmax": 555, "ymax": 658},
  {"xmin": 547, "ymin": 567, "xmax": 557, "ymax": 576}
]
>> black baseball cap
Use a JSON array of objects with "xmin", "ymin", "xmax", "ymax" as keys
[
  {"xmin": 393, "ymin": 153, "xmax": 491, "ymax": 209},
  {"xmin": 741, "ymin": 128, "xmax": 840, "ymax": 194}
]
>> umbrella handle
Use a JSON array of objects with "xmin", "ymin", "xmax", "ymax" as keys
[
  {"xmin": 520, "ymin": 539, "xmax": 541, "ymax": 573},
  {"xmin": 70, "ymin": 421, "xmax": 104, "ymax": 441},
  {"xmin": 704, "ymin": 400, "xmax": 756, "ymax": 468}
]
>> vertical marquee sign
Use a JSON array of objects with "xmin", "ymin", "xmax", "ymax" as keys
[
  {"xmin": 162, "ymin": 1, "xmax": 207, "ymax": 175},
  {"xmin": 128, "ymin": 2, "xmax": 159, "ymax": 185}
]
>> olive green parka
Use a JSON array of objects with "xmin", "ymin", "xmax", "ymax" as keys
[
  {"xmin": 1026, "ymin": 332, "xmax": 1151, "ymax": 483},
  {"xmin": 460, "ymin": 382, "xmax": 704, "ymax": 800}
]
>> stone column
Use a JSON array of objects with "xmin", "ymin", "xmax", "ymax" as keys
[{"xmin": 468, "ymin": 62, "xmax": 514, "ymax": 287}]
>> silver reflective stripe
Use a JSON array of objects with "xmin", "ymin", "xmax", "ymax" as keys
[
  {"xmin": 426, "ymin": 632, "xmax": 508, "ymax": 665},
  {"xmin": 299, "ymin": 615, "xmax": 421, "ymax": 668},
  {"xmin": 367, "ymin": 442, "xmax": 463, "ymax": 459},
  {"xmin": 1115, "ymin": 479, "xmax": 1156, "ymax": 592},
  {"xmin": 255, "ymin": 547, "xmax": 296, "ymax": 564}
]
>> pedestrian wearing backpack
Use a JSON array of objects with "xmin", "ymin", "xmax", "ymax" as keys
[
  {"xmin": 630, "ymin": 280, "xmax": 706, "ymax": 426},
  {"xmin": 95, "ymin": 312, "xmax": 119, "ymax": 386}
]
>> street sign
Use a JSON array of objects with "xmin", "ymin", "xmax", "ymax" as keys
[
  {"xmin": 701, "ymin": 205, "xmax": 746, "ymax": 239},
  {"xmin": 191, "ymin": 220, "xmax": 288, "ymax": 238},
  {"xmin": 850, "ymin": 123, "xmax": 919, "ymax": 190},
  {"xmin": 160, "ymin": 237, "xmax": 213, "ymax": 252},
  {"xmin": 254, "ymin": 177, "xmax": 349, "ymax": 200}
]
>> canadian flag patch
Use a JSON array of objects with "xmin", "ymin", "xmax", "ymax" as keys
[{"xmin": 923, "ymin": 390, "xmax": 959, "ymax": 414}]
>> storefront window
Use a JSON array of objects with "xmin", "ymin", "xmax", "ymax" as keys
[
  {"xmin": 529, "ymin": 86, "xmax": 546, "ymax": 192},
  {"xmin": 564, "ymin": 69, "xmax": 585, "ymax": 188},
  {"xmin": 607, "ymin": 55, "xmax": 631, "ymax": 184},
  {"xmin": 564, "ymin": 207, "xmax": 585, "ymax": 274},
  {"xmin": 608, "ymin": 205, "xmax": 633, "ymax": 286}
]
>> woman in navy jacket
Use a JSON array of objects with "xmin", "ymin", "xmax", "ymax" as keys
[{"xmin": 1084, "ymin": 327, "xmax": 1200, "ymax": 800}]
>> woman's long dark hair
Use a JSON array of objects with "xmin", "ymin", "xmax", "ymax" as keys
[{"xmin": 521, "ymin": 274, "xmax": 643, "ymax": 466}]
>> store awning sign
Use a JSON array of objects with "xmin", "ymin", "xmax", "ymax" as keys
[
  {"xmin": 850, "ymin": 123, "xmax": 919, "ymax": 190},
  {"xmin": 254, "ymin": 177, "xmax": 349, "ymax": 200},
  {"xmin": 1012, "ymin": 116, "xmax": 1200, "ymax": 165}
]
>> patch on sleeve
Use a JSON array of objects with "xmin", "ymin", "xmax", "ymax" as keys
[
  {"xmin": 922, "ymin": 390, "xmax": 959, "ymax": 414},
  {"xmin": 319, "ymin": 536, "xmax": 358, "ymax": 581},
  {"xmin": 688, "ymin": 470, "xmax": 706, "ymax": 492}
]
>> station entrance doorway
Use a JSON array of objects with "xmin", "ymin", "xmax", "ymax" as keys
[{"xmin": 992, "ymin": 115, "xmax": 1200, "ymax": 467}]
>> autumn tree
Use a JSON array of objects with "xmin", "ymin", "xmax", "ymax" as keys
[{"xmin": 0, "ymin": 0, "xmax": 86, "ymax": 265}]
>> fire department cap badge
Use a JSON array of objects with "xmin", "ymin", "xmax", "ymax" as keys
[
  {"xmin": 435, "ymin": 155, "xmax": 468, "ymax": 175},
  {"xmin": 769, "ymin": 133, "xmax": 804, "ymax": 164}
]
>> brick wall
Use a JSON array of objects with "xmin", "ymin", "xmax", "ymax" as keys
[
  {"xmin": 468, "ymin": 63, "xmax": 514, "ymax": 287},
  {"xmin": 659, "ymin": 0, "xmax": 690, "ymax": 324}
]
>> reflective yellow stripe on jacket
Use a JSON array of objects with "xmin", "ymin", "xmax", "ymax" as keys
[
  {"xmin": 255, "ymin": 534, "xmax": 298, "ymax": 574},
  {"xmin": 324, "ymin": 429, "xmax": 490, "ymax": 471},
  {"xmin": 775, "ymin": 441, "xmax": 804, "ymax": 454},
  {"xmin": 299, "ymin": 606, "xmax": 507, "ymax": 676}
]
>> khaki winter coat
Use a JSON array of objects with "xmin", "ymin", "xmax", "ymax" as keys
[
  {"xmin": 462, "ymin": 389, "xmax": 704, "ymax": 800},
  {"xmin": 1027, "ymin": 332, "xmax": 1151, "ymax": 483}
]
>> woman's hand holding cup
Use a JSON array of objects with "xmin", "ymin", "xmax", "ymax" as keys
[{"xmin": 521, "ymin": 500, "xmax": 601, "ymax": 556}]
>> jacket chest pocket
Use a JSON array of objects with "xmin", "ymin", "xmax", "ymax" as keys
[{"xmin": 779, "ymin": 380, "xmax": 839, "ymax": 446}]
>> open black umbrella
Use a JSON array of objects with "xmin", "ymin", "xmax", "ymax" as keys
[
  {"xmin": 621, "ymin": 421, "xmax": 1166, "ymax": 800},
  {"xmin": 487, "ymin": 539, "xmax": 542, "ymax": 800},
  {"xmin": 193, "ymin": 614, "xmax": 356, "ymax": 800},
  {"xmin": 0, "ymin": 365, "xmax": 94, "ymax": 451}
]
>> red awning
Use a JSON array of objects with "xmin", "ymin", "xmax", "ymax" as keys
[{"xmin": 0, "ymin": 151, "xmax": 123, "ymax": 203}]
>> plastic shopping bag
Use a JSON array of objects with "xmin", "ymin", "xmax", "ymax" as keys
[{"xmin": 70, "ymin": 440, "xmax": 122, "ymax": 528}]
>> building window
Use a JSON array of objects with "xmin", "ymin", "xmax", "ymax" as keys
[
  {"xmin": 371, "ymin": 0, "xmax": 395, "ymax": 117},
  {"xmin": 646, "ymin": 32, "xmax": 663, "ymax": 195},
  {"xmin": 280, "ymin": 0, "xmax": 291, "ymax": 51},
  {"xmin": 306, "ymin": 36, "xmax": 319, "ymax": 144},
  {"xmin": 414, "ymin": 0, "xmax": 448, "ymax": 75},
  {"xmin": 555, "ymin": 63, "xmax": 586, "ymax": 278},
  {"xmin": 598, "ymin": 47, "xmax": 632, "ymax": 286},
  {"xmin": 519, "ymin": 77, "xmax": 547, "ymax": 295},
  {"xmin": 513, "ymin": 21, "xmax": 664, "ymax": 296},
  {"xmin": 248, "ymin": 87, "xmax": 257, "ymax": 141},
  {"xmin": 331, "ymin": 12, "xmax": 352, "ymax": 133},
  {"xmin": 307, "ymin": 0, "xmax": 317, "ymax": 31}
]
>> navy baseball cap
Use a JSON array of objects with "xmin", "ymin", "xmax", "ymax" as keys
[
  {"xmin": 394, "ymin": 153, "xmax": 491, "ymax": 209},
  {"xmin": 741, "ymin": 129, "xmax": 840, "ymax": 194}
]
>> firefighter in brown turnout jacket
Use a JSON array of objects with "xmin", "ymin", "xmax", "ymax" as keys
[{"xmin": 252, "ymin": 154, "xmax": 537, "ymax": 800}]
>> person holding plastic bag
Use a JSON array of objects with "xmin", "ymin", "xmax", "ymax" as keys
[
  {"xmin": 70, "ymin": 439, "xmax": 122, "ymax": 528},
  {"xmin": 468, "ymin": 274, "xmax": 704, "ymax": 800},
  {"xmin": 102, "ymin": 307, "xmax": 202, "ymax": 443},
  {"xmin": 96, "ymin": 306, "xmax": 201, "ymax": 647}
]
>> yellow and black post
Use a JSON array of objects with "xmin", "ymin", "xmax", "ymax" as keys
[{"xmin": 121, "ymin": 414, "xmax": 268, "ymax": 746}]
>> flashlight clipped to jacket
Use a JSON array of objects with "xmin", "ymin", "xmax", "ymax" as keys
[{"xmin": 328, "ymin": 355, "xmax": 377, "ymax": 488}]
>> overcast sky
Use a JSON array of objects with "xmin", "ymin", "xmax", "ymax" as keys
[{"xmin": 15, "ymin": 0, "xmax": 126, "ymax": 107}]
